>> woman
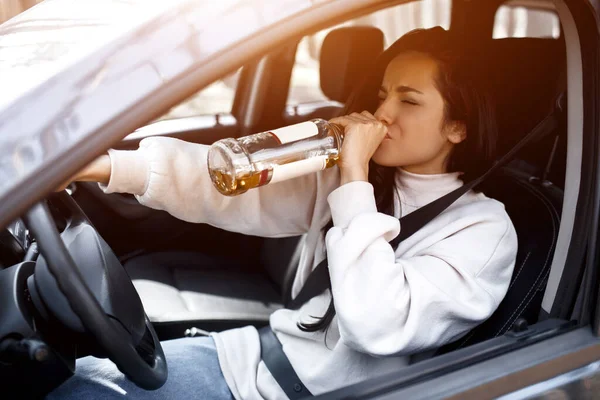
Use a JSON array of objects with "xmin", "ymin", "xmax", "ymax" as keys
[{"xmin": 48, "ymin": 27, "xmax": 517, "ymax": 399}]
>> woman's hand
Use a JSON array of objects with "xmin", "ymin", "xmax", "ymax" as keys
[
  {"xmin": 329, "ymin": 111, "xmax": 388, "ymax": 185},
  {"xmin": 55, "ymin": 155, "xmax": 112, "ymax": 191}
]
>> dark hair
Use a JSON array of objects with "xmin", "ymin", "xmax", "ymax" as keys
[{"xmin": 298, "ymin": 27, "xmax": 498, "ymax": 333}]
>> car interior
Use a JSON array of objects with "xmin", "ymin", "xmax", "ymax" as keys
[
  {"xmin": 4, "ymin": 0, "xmax": 595, "ymax": 396},
  {"xmin": 70, "ymin": 0, "xmax": 571, "ymax": 348}
]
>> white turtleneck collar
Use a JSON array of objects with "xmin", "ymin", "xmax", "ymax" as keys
[{"xmin": 394, "ymin": 168, "xmax": 464, "ymax": 217}]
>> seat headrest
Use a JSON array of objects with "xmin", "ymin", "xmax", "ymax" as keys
[
  {"xmin": 477, "ymin": 38, "xmax": 566, "ymax": 158},
  {"xmin": 320, "ymin": 26, "xmax": 384, "ymax": 103}
]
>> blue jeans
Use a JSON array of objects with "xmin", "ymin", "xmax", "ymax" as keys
[{"xmin": 46, "ymin": 336, "xmax": 234, "ymax": 399}]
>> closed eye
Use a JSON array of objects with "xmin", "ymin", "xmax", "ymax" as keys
[{"xmin": 402, "ymin": 99, "xmax": 418, "ymax": 106}]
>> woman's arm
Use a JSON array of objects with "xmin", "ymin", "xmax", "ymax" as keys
[
  {"xmin": 324, "ymin": 182, "xmax": 518, "ymax": 356},
  {"xmin": 57, "ymin": 155, "xmax": 112, "ymax": 190},
  {"xmin": 82, "ymin": 136, "xmax": 338, "ymax": 237}
]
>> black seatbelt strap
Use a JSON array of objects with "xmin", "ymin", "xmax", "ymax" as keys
[
  {"xmin": 261, "ymin": 98, "xmax": 561, "ymax": 398},
  {"xmin": 258, "ymin": 327, "xmax": 313, "ymax": 399},
  {"xmin": 286, "ymin": 258, "xmax": 330, "ymax": 310}
]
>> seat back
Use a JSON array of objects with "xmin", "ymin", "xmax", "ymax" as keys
[
  {"xmin": 437, "ymin": 37, "xmax": 567, "ymax": 354},
  {"xmin": 482, "ymin": 38, "xmax": 567, "ymax": 188},
  {"xmin": 437, "ymin": 169, "xmax": 562, "ymax": 354},
  {"xmin": 261, "ymin": 235, "xmax": 304, "ymax": 304}
]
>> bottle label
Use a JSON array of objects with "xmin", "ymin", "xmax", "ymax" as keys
[
  {"xmin": 269, "ymin": 121, "xmax": 319, "ymax": 144},
  {"xmin": 269, "ymin": 155, "xmax": 328, "ymax": 184}
]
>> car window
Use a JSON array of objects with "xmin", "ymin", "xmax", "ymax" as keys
[
  {"xmin": 156, "ymin": 68, "xmax": 241, "ymax": 121},
  {"xmin": 493, "ymin": 1, "xmax": 560, "ymax": 39},
  {"xmin": 286, "ymin": 0, "xmax": 452, "ymax": 108}
]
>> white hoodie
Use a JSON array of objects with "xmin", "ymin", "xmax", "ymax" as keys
[{"xmin": 101, "ymin": 136, "xmax": 518, "ymax": 400}]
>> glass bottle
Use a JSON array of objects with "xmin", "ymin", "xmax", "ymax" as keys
[{"xmin": 207, "ymin": 118, "xmax": 344, "ymax": 196}]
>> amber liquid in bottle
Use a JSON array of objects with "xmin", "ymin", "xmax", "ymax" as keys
[{"xmin": 210, "ymin": 169, "xmax": 263, "ymax": 196}]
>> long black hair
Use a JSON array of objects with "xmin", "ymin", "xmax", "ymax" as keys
[{"xmin": 297, "ymin": 27, "xmax": 498, "ymax": 333}]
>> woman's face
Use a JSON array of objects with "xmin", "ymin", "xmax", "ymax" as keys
[{"xmin": 372, "ymin": 51, "xmax": 465, "ymax": 174}]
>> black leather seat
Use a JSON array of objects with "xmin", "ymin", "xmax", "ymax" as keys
[
  {"xmin": 436, "ymin": 37, "xmax": 567, "ymax": 353},
  {"xmin": 437, "ymin": 167, "xmax": 563, "ymax": 354},
  {"xmin": 124, "ymin": 251, "xmax": 282, "ymax": 333}
]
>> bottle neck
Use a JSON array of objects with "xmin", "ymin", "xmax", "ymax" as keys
[{"xmin": 329, "ymin": 122, "xmax": 344, "ymax": 142}]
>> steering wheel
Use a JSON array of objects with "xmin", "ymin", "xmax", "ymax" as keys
[{"xmin": 23, "ymin": 191, "xmax": 167, "ymax": 390}]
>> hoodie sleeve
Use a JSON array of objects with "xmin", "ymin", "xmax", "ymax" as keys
[
  {"xmin": 99, "ymin": 136, "xmax": 339, "ymax": 237},
  {"xmin": 324, "ymin": 181, "xmax": 517, "ymax": 356}
]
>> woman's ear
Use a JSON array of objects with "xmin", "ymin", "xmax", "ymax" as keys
[{"xmin": 446, "ymin": 121, "xmax": 467, "ymax": 144}]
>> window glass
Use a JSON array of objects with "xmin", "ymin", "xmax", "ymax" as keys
[
  {"xmin": 493, "ymin": 3, "xmax": 560, "ymax": 39},
  {"xmin": 157, "ymin": 69, "xmax": 241, "ymax": 121},
  {"xmin": 287, "ymin": 0, "xmax": 452, "ymax": 107}
]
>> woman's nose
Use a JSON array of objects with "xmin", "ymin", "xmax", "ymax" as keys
[{"xmin": 374, "ymin": 103, "xmax": 393, "ymax": 125}]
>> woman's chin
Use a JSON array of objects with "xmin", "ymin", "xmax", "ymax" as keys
[{"xmin": 371, "ymin": 152, "xmax": 399, "ymax": 167}]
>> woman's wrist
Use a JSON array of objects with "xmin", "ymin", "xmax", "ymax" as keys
[
  {"xmin": 55, "ymin": 154, "xmax": 111, "ymax": 192},
  {"xmin": 340, "ymin": 164, "xmax": 369, "ymax": 186},
  {"xmin": 80, "ymin": 155, "xmax": 111, "ymax": 184}
]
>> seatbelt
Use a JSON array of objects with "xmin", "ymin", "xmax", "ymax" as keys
[
  {"xmin": 259, "ymin": 327, "xmax": 313, "ymax": 399},
  {"xmin": 261, "ymin": 98, "xmax": 562, "ymax": 398}
]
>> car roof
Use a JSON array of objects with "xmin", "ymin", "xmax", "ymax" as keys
[
  {"xmin": 0, "ymin": 0, "xmax": 331, "ymax": 227},
  {"xmin": 0, "ymin": 1, "xmax": 178, "ymax": 110}
]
